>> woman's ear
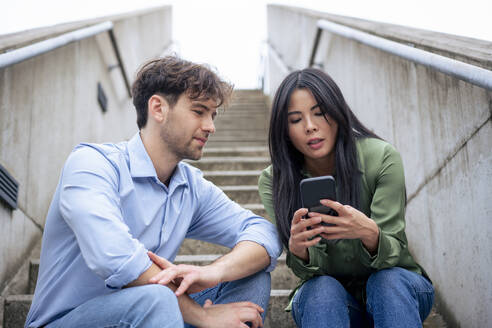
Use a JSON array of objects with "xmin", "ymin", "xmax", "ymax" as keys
[{"xmin": 147, "ymin": 94, "xmax": 169, "ymax": 123}]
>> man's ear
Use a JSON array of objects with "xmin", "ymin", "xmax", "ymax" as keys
[{"xmin": 147, "ymin": 95, "xmax": 169, "ymax": 123}]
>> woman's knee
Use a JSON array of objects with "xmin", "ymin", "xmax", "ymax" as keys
[
  {"xmin": 292, "ymin": 276, "xmax": 355, "ymax": 327},
  {"xmin": 296, "ymin": 276, "xmax": 347, "ymax": 305},
  {"xmin": 367, "ymin": 267, "xmax": 415, "ymax": 297}
]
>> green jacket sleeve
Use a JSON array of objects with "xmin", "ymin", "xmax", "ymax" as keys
[
  {"xmin": 357, "ymin": 143, "xmax": 408, "ymax": 270},
  {"xmin": 258, "ymin": 166, "xmax": 326, "ymax": 278},
  {"xmin": 258, "ymin": 166, "xmax": 276, "ymax": 224}
]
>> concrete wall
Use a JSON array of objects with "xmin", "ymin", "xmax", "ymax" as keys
[
  {"xmin": 0, "ymin": 6, "xmax": 172, "ymax": 294},
  {"xmin": 267, "ymin": 5, "xmax": 492, "ymax": 327}
]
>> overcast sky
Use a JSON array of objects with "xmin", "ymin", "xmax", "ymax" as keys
[{"xmin": 1, "ymin": 0, "xmax": 491, "ymax": 88}]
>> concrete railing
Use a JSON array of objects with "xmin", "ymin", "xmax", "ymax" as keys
[
  {"xmin": 0, "ymin": 6, "xmax": 172, "ymax": 296},
  {"xmin": 266, "ymin": 5, "xmax": 491, "ymax": 327}
]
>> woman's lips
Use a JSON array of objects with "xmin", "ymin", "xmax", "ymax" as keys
[{"xmin": 307, "ymin": 138, "xmax": 324, "ymax": 150}]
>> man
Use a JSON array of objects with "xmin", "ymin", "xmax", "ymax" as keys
[{"xmin": 25, "ymin": 56, "xmax": 282, "ymax": 328}]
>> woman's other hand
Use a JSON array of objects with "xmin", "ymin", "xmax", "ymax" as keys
[
  {"xmin": 289, "ymin": 208, "xmax": 324, "ymax": 262},
  {"xmin": 310, "ymin": 199, "xmax": 380, "ymax": 254}
]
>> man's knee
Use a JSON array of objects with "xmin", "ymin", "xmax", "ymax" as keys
[
  {"xmin": 250, "ymin": 270, "xmax": 271, "ymax": 289},
  {"xmin": 129, "ymin": 285, "xmax": 182, "ymax": 323}
]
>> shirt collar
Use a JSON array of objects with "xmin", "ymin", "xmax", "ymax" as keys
[
  {"xmin": 128, "ymin": 132, "xmax": 159, "ymax": 178},
  {"xmin": 127, "ymin": 132, "xmax": 188, "ymax": 189}
]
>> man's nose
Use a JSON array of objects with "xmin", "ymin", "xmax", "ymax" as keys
[{"xmin": 202, "ymin": 117, "xmax": 215, "ymax": 134}]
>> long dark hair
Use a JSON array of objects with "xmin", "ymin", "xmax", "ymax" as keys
[{"xmin": 269, "ymin": 68, "xmax": 380, "ymax": 248}]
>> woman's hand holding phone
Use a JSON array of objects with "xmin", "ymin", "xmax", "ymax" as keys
[
  {"xmin": 288, "ymin": 208, "xmax": 324, "ymax": 262},
  {"xmin": 309, "ymin": 199, "xmax": 380, "ymax": 253}
]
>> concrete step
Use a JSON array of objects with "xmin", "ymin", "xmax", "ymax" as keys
[
  {"xmin": 210, "ymin": 130, "xmax": 268, "ymax": 140},
  {"xmin": 178, "ymin": 239, "xmax": 231, "ymax": 255},
  {"xmin": 2, "ymin": 294, "xmax": 32, "ymax": 328},
  {"xmin": 230, "ymin": 90, "xmax": 265, "ymax": 101},
  {"xmin": 203, "ymin": 146, "xmax": 269, "ymax": 157},
  {"xmin": 204, "ymin": 170, "xmax": 261, "ymax": 185},
  {"xmin": 206, "ymin": 140, "xmax": 269, "ymax": 147},
  {"xmin": 215, "ymin": 112, "xmax": 269, "ymax": 120},
  {"xmin": 0, "ymin": 292, "xmax": 295, "ymax": 328},
  {"xmin": 187, "ymin": 157, "xmax": 270, "ymax": 171},
  {"xmin": 208, "ymin": 135, "xmax": 268, "ymax": 144},
  {"xmin": 222, "ymin": 185, "xmax": 261, "ymax": 204},
  {"xmin": 266, "ymin": 290, "xmax": 295, "ymax": 328},
  {"xmin": 219, "ymin": 107, "xmax": 269, "ymax": 114},
  {"xmin": 213, "ymin": 119, "xmax": 268, "ymax": 130},
  {"xmin": 1, "ymin": 293, "xmax": 447, "ymax": 328},
  {"xmin": 243, "ymin": 203, "xmax": 269, "ymax": 219}
]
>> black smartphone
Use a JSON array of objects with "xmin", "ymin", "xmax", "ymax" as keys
[{"xmin": 300, "ymin": 176, "xmax": 338, "ymax": 226}]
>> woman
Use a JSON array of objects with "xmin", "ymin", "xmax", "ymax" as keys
[{"xmin": 258, "ymin": 68, "xmax": 434, "ymax": 327}]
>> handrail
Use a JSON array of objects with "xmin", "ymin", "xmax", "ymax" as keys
[
  {"xmin": 310, "ymin": 19, "xmax": 492, "ymax": 91},
  {"xmin": 0, "ymin": 21, "xmax": 132, "ymax": 97},
  {"xmin": 267, "ymin": 41, "xmax": 293, "ymax": 74}
]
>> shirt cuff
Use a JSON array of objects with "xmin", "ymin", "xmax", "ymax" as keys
[
  {"xmin": 237, "ymin": 235, "xmax": 281, "ymax": 272},
  {"xmin": 359, "ymin": 227, "xmax": 385, "ymax": 268},
  {"xmin": 104, "ymin": 244, "xmax": 152, "ymax": 289},
  {"xmin": 286, "ymin": 247, "xmax": 325, "ymax": 280}
]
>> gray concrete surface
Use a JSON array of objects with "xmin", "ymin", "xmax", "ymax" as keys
[
  {"xmin": 267, "ymin": 4, "xmax": 491, "ymax": 327},
  {"xmin": 0, "ymin": 6, "xmax": 172, "ymax": 296}
]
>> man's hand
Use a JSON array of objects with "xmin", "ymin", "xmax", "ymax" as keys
[
  {"xmin": 201, "ymin": 299, "xmax": 264, "ymax": 328},
  {"xmin": 148, "ymin": 251, "xmax": 222, "ymax": 296}
]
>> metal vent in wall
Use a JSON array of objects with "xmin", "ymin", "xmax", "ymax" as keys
[{"xmin": 0, "ymin": 163, "xmax": 18, "ymax": 210}]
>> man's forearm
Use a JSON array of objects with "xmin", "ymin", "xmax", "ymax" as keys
[
  {"xmin": 126, "ymin": 262, "xmax": 208, "ymax": 326},
  {"xmin": 210, "ymin": 241, "xmax": 270, "ymax": 283}
]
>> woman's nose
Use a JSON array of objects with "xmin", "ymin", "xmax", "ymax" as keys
[{"xmin": 305, "ymin": 119, "xmax": 318, "ymax": 133}]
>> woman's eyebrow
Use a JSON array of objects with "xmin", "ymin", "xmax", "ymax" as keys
[{"xmin": 310, "ymin": 104, "xmax": 320, "ymax": 111}]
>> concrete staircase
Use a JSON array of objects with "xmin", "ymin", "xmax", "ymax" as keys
[
  {"xmin": 1, "ymin": 90, "xmax": 446, "ymax": 327},
  {"xmin": 182, "ymin": 89, "xmax": 297, "ymax": 327}
]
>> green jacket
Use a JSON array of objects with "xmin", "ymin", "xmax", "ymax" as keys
[{"xmin": 258, "ymin": 138, "xmax": 429, "ymax": 310}]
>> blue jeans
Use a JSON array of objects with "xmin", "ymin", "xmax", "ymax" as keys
[
  {"xmin": 185, "ymin": 270, "xmax": 271, "ymax": 328},
  {"xmin": 291, "ymin": 267, "xmax": 434, "ymax": 328},
  {"xmin": 46, "ymin": 270, "xmax": 270, "ymax": 328}
]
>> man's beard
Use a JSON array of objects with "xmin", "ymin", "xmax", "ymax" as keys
[{"xmin": 159, "ymin": 125, "xmax": 203, "ymax": 161}]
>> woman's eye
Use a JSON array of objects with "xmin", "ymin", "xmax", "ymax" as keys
[
  {"xmin": 193, "ymin": 110, "xmax": 203, "ymax": 115},
  {"xmin": 314, "ymin": 111, "xmax": 324, "ymax": 116},
  {"xmin": 289, "ymin": 119, "xmax": 301, "ymax": 124}
]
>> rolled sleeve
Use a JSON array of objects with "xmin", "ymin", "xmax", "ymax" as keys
[
  {"xmin": 105, "ymin": 244, "xmax": 152, "ymax": 288},
  {"xmin": 188, "ymin": 178, "xmax": 282, "ymax": 272},
  {"xmin": 236, "ymin": 221, "xmax": 282, "ymax": 272}
]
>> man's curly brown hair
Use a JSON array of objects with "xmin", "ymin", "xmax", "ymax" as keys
[{"xmin": 131, "ymin": 56, "xmax": 233, "ymax": 129}]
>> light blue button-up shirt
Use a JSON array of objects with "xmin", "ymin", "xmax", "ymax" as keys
[{"xmin": 26, "ymin": 133, "xmax": 282, "ymax": 327}]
